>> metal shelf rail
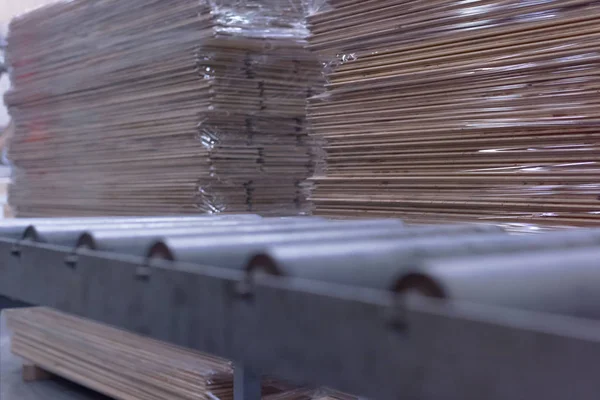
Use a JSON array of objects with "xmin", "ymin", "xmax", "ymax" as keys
[{"xmin": 0, "ymin": 217, "xmax": 599, "ymax": 400}]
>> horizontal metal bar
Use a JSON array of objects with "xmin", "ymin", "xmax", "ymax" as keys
[
  {"xmin": 90, "ymin": 219, "xmax": 403, "ymax": 258},
  {"xmin": 407, "ymin": 247, "xmax": 600, "ymax": 319},
  {"xmin": 149, "ymin": 223, "xmax": 495, "ymax": 268},
  {"xmin": 252, "ymin": 228, "xmax": 600, "ymax": 291},
  {"xmin": 23, "ymin": 217, "xmax": 329, "ymax": 250},
  {"xmin": 0, "ymin": 215, "xmax": 263, "ymax": 241},
  {"xmin": 1, "ymin": 239, "xmax": 600, "ymax": 400},
  {"xmin": 23, "ymin": 219, "xmax": 269, "ymax": 246}
]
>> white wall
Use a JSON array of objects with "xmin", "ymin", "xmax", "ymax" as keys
[{"xmin": 0, "ymin": 0, "xmax": 58, "ymax": 126}]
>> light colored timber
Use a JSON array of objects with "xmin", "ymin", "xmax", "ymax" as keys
[
  {"xmin": 6, "ymin": 0, "xmax": 322, "ymax": 217},
  {"xmin": 307, "ymin": 0, "xmax": 600, "ymax": 228},
  {"xmin": 6, "ymin": 307, "xmax": 298, "ymax": 400}
]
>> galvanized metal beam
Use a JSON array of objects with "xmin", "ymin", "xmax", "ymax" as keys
[
  {"xmin": 23, "ymin": 217, "xmax": 328, "ymax": 250},
  {"xmin": 1, "ymin": 238, "xmax": 600, "ymax": 400},
  {"xmin": 251, "ymin": 228, "xmax": 600, "ymax": 291},
  {"xmin": 150, "ymin": 224, "xmax": 501, "ymax": 269},
  {"xmin": 405, "ymin": 247, "xmax": 600, "ymax": 319},
  {"xmin": 234, "ymin": 364, "xmax": 262, "ymax": 400},
  {"xmin": 0, "ymin": 215, "xmax": 263, "ymax": 241}
]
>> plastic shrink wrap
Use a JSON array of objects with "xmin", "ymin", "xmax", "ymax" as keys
[
  {"xmin": 5, "ymin": 0, "xmax": 323, "ymax": 217},
  {"xmin": 307, "ymin": 0, "xmax": 600, "ymax": 230}
]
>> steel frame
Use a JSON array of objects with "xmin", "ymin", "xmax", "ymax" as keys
[{"xmin": 1, "ymin": 237, "xmax": 600, "ymax": 400}]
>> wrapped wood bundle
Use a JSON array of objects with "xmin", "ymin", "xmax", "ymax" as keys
[
  {"xmin": 5, "ymin": 307, "xmax": 295, "ymax": 400},
  {"xmin": 307, "ymin": 0, "xmax": 600, "ymax": 229},
  {"xmin": 5, "ymin": 0, "xmax": 323, "ymax": 217},
  {"xmin": 6, "ymin": 307, "xmax": 235, "ymax": 400}
]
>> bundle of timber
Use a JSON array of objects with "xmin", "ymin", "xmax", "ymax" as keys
[
  {"xmin": 5, "ymin": 0, "xmax": 322, "ymax": 217},
  {"xmin": 6, "ymin": 307, "xmax": 234, "ymax": 400},
  {"xmin": 307, "ymin": 0, "xmax": 600, "ymax": 228},
  {"xmin": 5, "ymin": 307, "xmax": 289, "ymax": 400}
]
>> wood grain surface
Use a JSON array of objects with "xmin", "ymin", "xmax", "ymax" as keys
[
  {"xmin": 5, "ymin": 307, "xmax": 354, "ymax": 400},
  {"xmin": 5, "ymin": 0, "xmax": 321, "ymax": 217},
  {"xmin": 6, "ymin": 308, "xmax": 235, "ymax": 400},
  {"xmin": 307, "ymin": 0, "xmax": 600, "ymax": 229}
]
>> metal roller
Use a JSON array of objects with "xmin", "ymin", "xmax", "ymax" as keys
[
  {"xmin": 74, "ymin": 219, "xmax": 399, "ymax": 256},
  {"xmin": 0, "ymin": 215, "xmax": 263, "ymax": 240},
  {"xmin": 401, "ymin": 248, "xmax": 600, "ymax": 319},
  {"xmin": 0, "ymin": 225, "xmax": 38, "ymax": 240},
  {"xmin": 147, "ymin": 223, "xmax": 502, "ymax": 270},
  {"xmin": 20, "ymin": 217, "xmax": 325, "ymax": 247},
  {"xmin": 248, "ymin": 228, "xmax": 600, "ymax": 291},
  {"xmin": 0, "ymin": 215, "xmax": 262, "ymax": 227}
]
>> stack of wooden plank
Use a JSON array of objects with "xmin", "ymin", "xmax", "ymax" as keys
[
  {"xmin": 6, "ymin": 307, "xmax": 356, "ymax": 400},
  {"xmin": 307, "ymin": 0, "xmax": 600, "ymax": 228},
  {"xmin": 6, "ymin": 307, "xmax": 299, "ymax": 400},
  {"xmin": 5, "ymin": 0, "xmax": 322, "ymax": 217},
  {"xmin": 194, "ymin": 35, "xmax": 323, "ymax": 215},
  {"xmin": 6, "ymin": 307, "xmax": 235, "ymax": 400}
]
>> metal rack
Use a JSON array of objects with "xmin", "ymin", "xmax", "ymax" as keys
[{"xmin": 0, "ymin": 217, "xmax": 599, "ymax": 400}]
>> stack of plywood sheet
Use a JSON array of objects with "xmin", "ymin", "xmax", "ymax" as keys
[
  {"xmin": 5, "ymin": 0, "xmax": 322, "ymax": 217},
  {"xmin": 6, "ymin": 307, "xmax": 357, "ymax": 400},
  {"xmin": 5, "ymin": 307, "xmax": 297, "ymax": 400},
  {"xmin": 307, "ymin": 0, "xmax": 600, "ymax": 229},
  {"xmin": 6, "ymin": 307, "xmax": 235, "ymax": 400}
]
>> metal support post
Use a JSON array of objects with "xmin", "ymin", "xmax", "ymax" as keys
[{"xmin": 234, "ymin": 363, "xmax": 262, "ymax": 400}]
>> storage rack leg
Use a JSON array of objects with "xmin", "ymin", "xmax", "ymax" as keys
[{"xmin": 234, "ymin": 363, "xmax": 262, "ymax": 400}]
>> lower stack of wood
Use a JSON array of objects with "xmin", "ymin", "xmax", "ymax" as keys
[
  {"xmin": 5, "ymin": 307, "xmax": 354, "ymax": 400},
  {"xmin": 6, "ymin": 307, "xmax": 235, "ymax": 400}
]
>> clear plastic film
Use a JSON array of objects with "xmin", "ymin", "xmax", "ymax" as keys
[
  {"xmin": 306, "ymin": 0, "xmax": 600, "ymax": 229},
  {"xmin": 194, "ymin": 3, "xmax": 325, "ymax": 215},
  {"xmin": 4, "ymin": 0, "xmax": 324, "ymax": 217}
]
